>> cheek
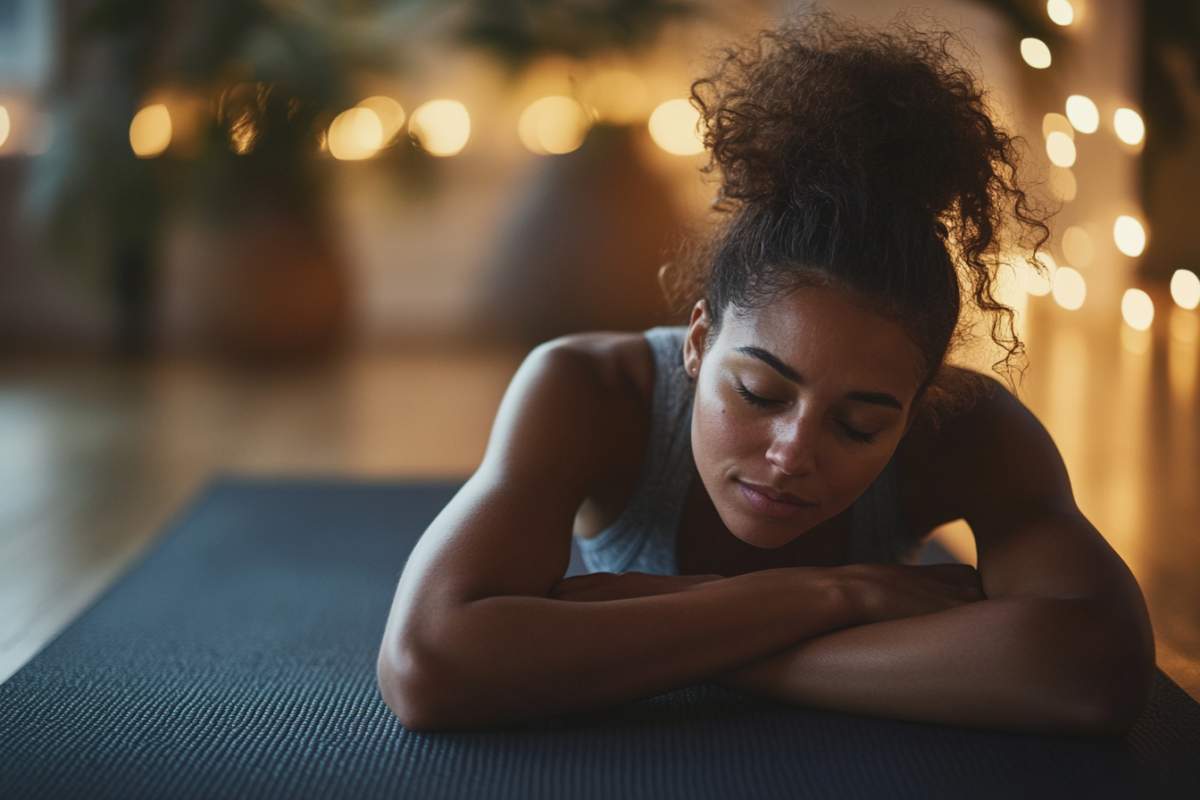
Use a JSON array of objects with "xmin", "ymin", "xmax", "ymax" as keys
[{"xmin": 692, "ymin": 393, "xmax": 752, "ymax": 467}]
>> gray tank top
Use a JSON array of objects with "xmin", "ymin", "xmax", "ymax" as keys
[{"xmin": 573, "ymin": 325, "xmax": 917, "ymax": 574}]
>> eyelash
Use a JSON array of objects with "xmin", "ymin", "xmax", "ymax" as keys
[{"xmin": 733, "ymin": 381, "xmax": 878, "ymax": 444}]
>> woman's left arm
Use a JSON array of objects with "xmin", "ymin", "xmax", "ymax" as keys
[{"xmin": 716, "ymin": 377, "xmax": 1157, "ymax": 737}]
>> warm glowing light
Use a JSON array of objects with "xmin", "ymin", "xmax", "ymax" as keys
[
  {"xmin": 1171, "ymin": 269, "xmax": 1200, "ymax": 310},
  {"xmin": 409, "ymin": 99, "xmax": 470, "ymax": 157},
  {"xmin": 1113, "ymin": 108, "xmax": 1145, "ymax": 145},
  {"xmin": 0, "ymin": 105, "xmax": 10, "ymax": 150},
  {"xmin": 129, "ymin": 103, "xmax": 172, "ymax": 158},
  {"xmin": 518, "ymin": 95, "xmax": 592, "ymax": 155},
  {"xmin": 1012, "ymin": 251, "xmax": 1055, "ymax": 296},
  {"xmin": 1045, "ymin": 131, "xmax": 1076, "ymax": 167},
  {"xmin": 1047, "ymin": 0, "xmax": 1075, "ymax": 26},
  {"xmin": 356, "ymin": 96, "xmax": 405, "ymax": 145},
  {"xmin": 648, "ymin": 98, "xmax": 704, "ymax": 156},
  {"xmin": 1020, "ymin": 38, "xmax": 1052, "ymax": 69},
  {"xmin": 1113, "ymin": 215, "xmax": 1147, "ymax": 257},
  {"xmin": 1064, "ymin": 95, "xmax": 1099, "ymax": 134},
  {"xmin": 327, "ymin": 107, "xmax": 383, "ymax": 160},
  {"xmin": 1121, "ymin": 288, "xmax": 1155, "ymax": 331},
  {"xmin": 580, "ymin": 70, "xmax": 648, "ymax": 125},
  {"xmin": 1048, "ymin": 166, "xmax": 1077, "ymax": 202},
  {"xmin": 1051, "ymin": 266, "xmax": 1086, "ymax": 310},
  {"xmin": 1042, "ymin": 112, "xmax": 1073, "ymax": 140},
  {"xmin": 1062, "ymin": 225, "xmax": 1093, "ymax": 266}
]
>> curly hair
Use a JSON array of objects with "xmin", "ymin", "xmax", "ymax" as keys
[{"xmin": 659, "ymin": 9, "xmax": 1053, "ymax": 432}]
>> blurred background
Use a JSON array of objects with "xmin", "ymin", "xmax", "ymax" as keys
[{"xmin": 1, "ymin": 0, "xmax": 1197, "ymax": 702}]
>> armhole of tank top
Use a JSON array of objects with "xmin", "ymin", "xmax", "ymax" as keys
[{"xmin": 574, "ymin": 329, "xmax": 664, "ymax": 556}]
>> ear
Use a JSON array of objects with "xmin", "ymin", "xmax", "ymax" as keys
[{"xmin": 683, "ymin": 300, "xmax": 711, "ymax": 379}]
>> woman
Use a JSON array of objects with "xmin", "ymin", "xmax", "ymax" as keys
[{"xmin": 377, "ymin": 11, "xmax": 1155, "ymax": 735}]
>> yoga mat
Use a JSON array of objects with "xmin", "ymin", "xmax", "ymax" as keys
[{"xmin": 1, "ymin": 477, "xmax": 1197, "ymax": 799}]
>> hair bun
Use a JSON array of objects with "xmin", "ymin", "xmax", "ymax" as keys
[{"xmin": 691, "ymin": 11, "xmax": 1002, "ymax": 225}]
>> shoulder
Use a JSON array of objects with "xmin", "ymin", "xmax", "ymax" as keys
[
  {"xmin": 895, "ymin": 364, "xmax": 1068, "ymax": 535},
  {"xmin": 543, "ymin": 330, "xmax": 655, "ymax": 412}
]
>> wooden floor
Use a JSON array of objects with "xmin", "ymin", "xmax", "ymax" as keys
[{"xmin": 2, "ymin": 291, "xmax": 1198, "ymax": 704}]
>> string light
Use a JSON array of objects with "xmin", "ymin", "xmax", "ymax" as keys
[
  {"xmin": 1113, "ymin": 215, "xmax": 1147, "ymax": 257},
  {"xmin": 1051, "ymin": 266, "xmax": 1086, "ymax": 310},
  {"xmin": 1121, "ymin": 289, "xmax": 1155, "ymax": 331},
  {"xmin": 518, "ymin": 96, "xmax": 591, "ymax": 155},
  {"xmin": 129, "ymin": 104, "xmax": 172, "ymax": 158},
  {"xmin": 356, "ymin": 96, "xmax": 406, "ymax": 146},
  {"xmin": 1020, "ymin": 38, "xmax": 1052, "ymax": 69},
  {"xmin": 1171, "ymin": 269, "xmax": 1200, "ymax": 310},
  {"xmin": 327, "ymin": 107, "xmax": 383, "ymax": 160},
  {"xmin": 1046, "ymin": 0, "xmax": 1075, "ymax": 26},
  {"xmin": 1064, "ymin": 95, "xmax": 1099, "ymax": 133},
  {"xmin": 409, "ymin": 99, "xmax": 471, "ymax": 157},
  {"xmin": 1045, "ymin": 131, "xmax": 1076, "ymax": 167},
  {"xmin": 1042, "ymin": 112, "xmax": 1074, "ymax": 140},
  {"xmin": 648, "ymin": 99, "xmax": 705, "ymax": 155},
  {"xmin": 1113, "ymin": 108, "xmax": 1145, "ymax": 145}
]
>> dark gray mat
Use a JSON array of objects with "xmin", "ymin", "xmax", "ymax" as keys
[{"xmin": 1, "ymin": 477, "xmax": 1197, "ymax": 799}]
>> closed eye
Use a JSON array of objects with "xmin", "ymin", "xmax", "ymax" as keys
[{"xmin": 734, "ymin": 380, "xmax": 878, "ymax": 444}]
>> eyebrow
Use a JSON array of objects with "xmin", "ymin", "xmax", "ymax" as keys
[{"xmin": 734, "ymin": 345, "xmax": 904, "ymax": 410}]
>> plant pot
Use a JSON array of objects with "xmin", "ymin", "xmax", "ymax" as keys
[
  {"xmin": 163, "ymin": 197, "xmax": 351, "ymax": 363},
  {"xmin": 475, "ymin": 124, "xmax": 686, "ymax": 344}
]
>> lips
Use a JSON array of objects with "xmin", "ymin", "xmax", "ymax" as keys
[{"xmin": 737, "ymin": 479, "xmax": 815, "ymax": 506}]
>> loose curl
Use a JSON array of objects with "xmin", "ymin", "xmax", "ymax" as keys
[{"xmin": 659, "ymin": 9, "xmax": 1053, "ymax": 432}]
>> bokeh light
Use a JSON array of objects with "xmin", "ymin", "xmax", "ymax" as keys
[
  {"xmin": 1113, "ymin": 107, "xmax": 1145, "ymax": 145},
  {"xmin": 1046, "ymin": 131, "xmax": 1076, "ymax": 167},
  {"xmin": 1047, "ymin": 0, "xmax": 1075, "ymax": 26},
  {"xmin": 1062, "ymin": 225, "xmax": 1094, "ymax": 266},
  {"xmin": 1051, "ymin": 266, "xmax": 1086, "ymax": 310},
  {"xmin": 1121, "ymin": 288, "xmax": 1155, "ymax": 331},
  {"xmin": 579, "ymin": 70, "xmax": 648, "ymax": 125},
  {"xmin": 1048, "ymin": 166, "xmax": 1077, "ymax": 201},
  {"xmin": 356, "ymin": 96, "xmax": 406, "ymax": 145},
  {"xmin": 1020, "ymin": 38, "xmax": 1052, "ymax": 69},
  {"xmin": 1171, "ymin": 269, "xmax": 1200, "ymax": 310},
  {"xmin": 1042, "ymin": 112, "xmax": 1074, "ymax": 140},
  {"xmin": 518, "ymin": 95, "xmax": 592, "ymax": 155},
  {"xmin": 409, "ymin": 99, "xmax": 471, "ymax": 157},
  {"xmin": 1013, "ymin": 251, "xmax": 1055, "ymax": 296},
  {"xmin": 648, "ymin": 99, "xmax": 705, "ymax": 156},
  {"xmin": 129, "ymin": 104, "xmax": 172, "ymax": 158},
  {"xmin": 1065, "ymin": 94, "xmax": 1099, "ymax": 133},
  {"xmin": 327, "ymin": 107, "xmax": 383, "ymax": 160},
  {"xmin": 0, "ymin": 105, "xmax": 10, "ymax": 150},
  {"xmin": 1113, "ymin": 215, "xmax": 1147, "ymax": 257}
]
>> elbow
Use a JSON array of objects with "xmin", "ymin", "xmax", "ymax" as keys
[
  {"xmin": 376, "ymin": 641, "xmax": 449, "ymax": 732},
  {"xmin": 1075, "ymin": 649, "xmax": 1156, "ymax": 738}
]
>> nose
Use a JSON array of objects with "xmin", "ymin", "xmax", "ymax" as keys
[{"xmin": 764, "ymin": 413, "xmax": 819, "ymax": 476}]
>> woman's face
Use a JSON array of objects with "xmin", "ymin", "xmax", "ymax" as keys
[{"xmin": 683, "ymin": 286, "xmax": 925, "ymax": 549}]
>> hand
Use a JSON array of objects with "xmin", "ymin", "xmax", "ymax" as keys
[
  {"xmin": 548, "ymin": 571, "xmax": 725, "ymax": 602},
  {"xmin": 837, "ymin": 562, "xmax": 986, "ymax": 625}
]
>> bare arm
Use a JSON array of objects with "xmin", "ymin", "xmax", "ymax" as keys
[
  {"xmin": 381, "ymin": 566, "xmax": 859, "ymax": 731},
  {"xmin": 711, "ymin": 380, "xmax": 1157, "ymax": 738},
  {"xmin": 711, "ymin": 593, "xmax": 1142, "ymax": 736}
]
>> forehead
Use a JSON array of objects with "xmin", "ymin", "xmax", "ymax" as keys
[{"xmin": 723, "ymin": 287, "xmax": 923, "ymax": 394}]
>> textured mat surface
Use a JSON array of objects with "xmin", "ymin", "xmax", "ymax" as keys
[{"xmin": 1, "ymin": 477, "xmax": 1197, "ymax": 799}]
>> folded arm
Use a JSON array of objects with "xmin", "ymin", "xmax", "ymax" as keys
[
  {"xmin": 716, "ymin": 377, "xmax": 1157, "ymax": 737},
  {"xmin": 712, "ymin": 590, "xmax": 1147, "ymax": 736}
]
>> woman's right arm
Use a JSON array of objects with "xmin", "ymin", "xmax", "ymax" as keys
[{"xmin": 375, "ymin": 337, "xmax": 867, "ymax": 731}]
